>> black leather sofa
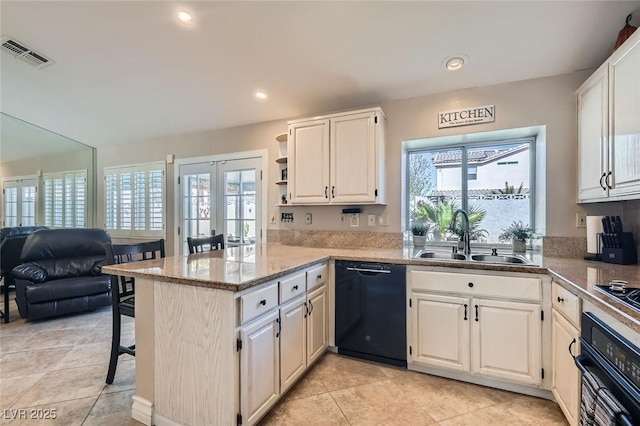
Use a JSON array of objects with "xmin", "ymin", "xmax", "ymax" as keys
[
  {"xmin": 13, "ymin": 228, "xmax": 112, "ymax": 321},
  {"xmin": 0, "ymin": 226, "xmax": 49, "ymax": 322}
]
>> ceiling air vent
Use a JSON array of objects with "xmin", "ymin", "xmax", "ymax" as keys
[{"xmin": 1, "ymin": 36, "xmax": 54, "ymax": 69}]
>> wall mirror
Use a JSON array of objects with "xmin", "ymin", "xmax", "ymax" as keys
[{"xmin": 0, "ymin": 113, "xmax": 96, "ymax": 228}]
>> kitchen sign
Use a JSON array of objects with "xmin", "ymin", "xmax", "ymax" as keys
[{"xmin": 438, "ymin": 105, "xmax": 495, "ymax": 129}]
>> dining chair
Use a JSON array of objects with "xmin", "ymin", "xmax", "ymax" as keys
[
  {"xmin": 186, "ymin": 234, "xmax": 225, "ymax": 254},
  {"xmin": 105, "ymin": 239, "xmax": 165, "ymax": 384}
]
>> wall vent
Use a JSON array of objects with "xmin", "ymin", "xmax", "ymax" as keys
[{"xmin": 1, "ymin": 36, "xmax": 54, "ymax": 69}]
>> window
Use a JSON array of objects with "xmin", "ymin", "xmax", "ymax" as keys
[
  {"xmin": 105, "ymin": 162, "xmax": 165, "ymax": 237},
  {"xmin": 407, "ymin": 139, "xmax": 533, "ymax": 245},
  {"xmin": 43, "ymin": 170, "xmax": 87, "ymax": 228},
  {"xmin": 2, "ymin": 177, "xmax": 37, "ymax": 227}
]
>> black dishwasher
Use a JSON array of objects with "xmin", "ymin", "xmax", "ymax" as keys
[{"xmin": 335, "ymin": 260, "xmax": 406, "ymax": 367}]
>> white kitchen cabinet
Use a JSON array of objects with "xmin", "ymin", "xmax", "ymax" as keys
[
  {"xmin": 411, "ymin": 293, "xmax": 469, "ymax": 372},
  {"xmin": 577, "ymin": 65, "xmax": 609, "ymax": 202},
  {"xmin": 408, "ymin": 267, "xmax": 545, "ymax": 388},
  {"xmin": 552, "ymin": 309, "xmax": 581, "ymax": 426},
  {"xmin": 288, "ymin": 119, "xmax": 330, "ymax": 204},
  {"xmin": 577, "ymin": 29, "xmax": 640, "ymax": 202},
  {"xmin": 608, "ymin": 32, "xmax": 640, "ymax": 198},
  {"xmin": 279, "ymin": 296, "xmax": 307, "ymax": 393},
  {"xmin": 287, "ymin": 107, "xmax": 385, "ymax": 205},
  {"xmin": 471, "ymin": 299, "xmax": 541, "ymax": 386},
  {"xmin": 239, "ymin": 310, "xmax": 280, "ymax": 426},
  {"xmin": 307, "ymin": 284, "xmax": 328, "ymax": 365}
]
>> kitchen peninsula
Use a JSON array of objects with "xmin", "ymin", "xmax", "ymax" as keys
[{"xmin": 102, "ymin": 243, "xmax": 640, "ymax": 426}]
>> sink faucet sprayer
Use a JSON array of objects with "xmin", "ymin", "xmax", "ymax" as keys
[{"xmin": 449, "ymin": 209, "xmax": 471, "ymax": 255}]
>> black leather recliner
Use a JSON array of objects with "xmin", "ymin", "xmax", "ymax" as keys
[
  {"xmin": 0, "ymin": 226, "xmax": 49, "ymax": 322},
  {"xmin": 13, "ymin": 228, "xmax": 112, "ymax": 321}
]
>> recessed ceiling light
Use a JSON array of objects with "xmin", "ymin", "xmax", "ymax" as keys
[
  {"xmin": 446, "ymin": 57, "xmax": 465, "ymax": 71},
  {"xmin": 177, "ymin": 11, "xmax": 193, "ymax": 24},
  {"xmin": 255, "ymin": 91, "xmax": 268, "ymax": 100}
]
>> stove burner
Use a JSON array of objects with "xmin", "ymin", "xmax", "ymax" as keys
[{"xmin": 595, "ymin": 284, "xmax": 640, "ymax": 313}]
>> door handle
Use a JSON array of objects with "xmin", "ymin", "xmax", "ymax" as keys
[
  {"xmin": 569, "ymin": 338, "xmax": 576, "ymax": 357},
  {"xmin": 464, "ymin": 304, "xmax": 468, "ymax": 321},
  {"xmin": 276, "ymin": 318, "xmax": 281, "ymax": 338},
  {"xmin": 600, "ymin": 173, "xmax": 607, "ymax": 190},
  {"xmin": 324, "ymin": 186, "xmax": 328, "ymax": 198},
  {"xmin": 308, "ymin": 299, "xmax": 314, "ymax": 315},
  {"xmin": 346, "ymin": 267, "xmax": 391, "ymax": 274},
  {"xmin": 606, "ymin": 171, "xmax": 612, "ymax": 189},
  {"xmin": 475, "ymin": 305, "xmax": 479, "ymax": 322},
  {"xmin": 304, "ymin": 302, "xmax": 308, "ymax": 318},
  {"xmin": 331, "ymin": 186, "xmax": 335, "ymax": 198}
]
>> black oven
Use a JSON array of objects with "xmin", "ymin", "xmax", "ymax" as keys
[{"xmin": 575, "ymin": 312, "xmax": 640, "ymax": 425}]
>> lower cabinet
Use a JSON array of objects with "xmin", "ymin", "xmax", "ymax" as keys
[
  {"xmin": 239, "ymin": 310, "xmax": 281, "ymax": 425},
  {"xmin": 238, "ymin": 266, "xmax": 328, "ymax": 425},
  {"xmin": 551, "ymin": 281, "xmax": 581, "ymax": 426}
]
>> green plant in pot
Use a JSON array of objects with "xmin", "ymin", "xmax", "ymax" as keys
[
  {"xmin": 411, "ymin": 223, "xmax": 429, "ymax": 247},
  {"xmin": 498, "ymin": 220, "xmax": 536, "ymax": 253}
]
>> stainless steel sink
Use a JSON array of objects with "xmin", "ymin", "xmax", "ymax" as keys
[
  {"xmin": 414, "ymin": 251, "xmax": 467, "ymax": 261},
  {"xmin": 470, "ymin": 254, "xmax": 531, "ymax": 265}
]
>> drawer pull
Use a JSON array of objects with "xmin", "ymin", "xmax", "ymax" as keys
[
  {"xmin": 463, "ymin": 304, "xmax": 468, "ymax": 321},
  {"xmin": 468, "ymin": 282, "xmax": 474, "ymax": 288},
  {"xmin": 475, "ymin": 304, "xmax": 479, "ymax": 321},
  {"xmin": 293, "ymin": 285, "xmax": 299, "ymax": 291},
  {"xmin": 260, "ymin": 299, "xmax": 267, "ymax": 306},
  {"xmin": 557, "ymin": 297, "xmax": 564, "ymax": 303}
]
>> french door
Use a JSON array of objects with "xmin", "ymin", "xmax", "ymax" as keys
[
  {"xmin": 2, "ymin": 177, "xmax": 37, "ymax": 227},
  {"xmin": 178, "ymin": 158, "xmax": 262, "ymax": 255}
]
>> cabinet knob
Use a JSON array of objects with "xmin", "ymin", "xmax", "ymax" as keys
[
  {"xmin": 557, "ymin": 296, "xmax": 564, "ymax": 303},
  {"xmin": 317, "ymin": 274, "xmax": 322, "ymax": 280},
  {"xmin": 293, "ymin": 285, "xmax": 298, "ymax": 291},
  {"xmin": 260, "ymin": 299, "xmax": 267, "ymax": 306},
  {"xmin": 468, "ymin": 282, "xmax": 474, "ymax": 288}
]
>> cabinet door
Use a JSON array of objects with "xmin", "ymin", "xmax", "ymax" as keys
[
  {"xmin": 307, "ymin": 285, "xmax": 327, "ymax": 365},
  {"xmin": 330, "ymin": 112, "xmax": 377, "ymax": 203},
  {"xmin": 279, "ymin": 296, "xmax": 307, "ymax": 393},
  {"xmin": 577, "ymin": 66, "xmax": 609, "ymax": 202},
  {"xmin": 470, "ymin": 299, "xmax": 541, "ymax": 385},
  {"xmin": 288, "ymin": 119, "xmax": 330, "ymax": 204},
  {"xmin": 552, "ymin": 310, "xmax": 581, "ymax": 426},
  {"xmin": 239, "ymin": 310, "xmax": 280, "ymax": 425},
  {"xmin": 609, "ymin": 33, "xmax": 640, "ymax": 198},
  {"xmin": 410, "ymin": 293, "xmax": 470, "ymax": 372}
]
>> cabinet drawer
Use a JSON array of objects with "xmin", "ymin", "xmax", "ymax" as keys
[
  {"xmin": 307, "ymin": 263, "xmax": 328, "ymax": 291},
  {"xmin": 552, "ymin": 283, "xmax": 580, "ymax": 327},
  {"xmin": 280, "ymin": 272, "xmax": 307, "ymax": 304},
  {"xmin": 410, "ymin": 270, "xmax": 541, "ymax": 301},
  {"xmin": 240, "ymin": 282, "xmax": 279, "ymax": 324}
]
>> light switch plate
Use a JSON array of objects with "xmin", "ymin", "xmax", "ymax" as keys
[
  {"xmin": 350, "ymin": 214, "xmax": 360, "ymax": 227},
  {"xmin": 305, "ymin": 213, "xmax": 312, "ymax": 225},
  {"xmin": 378, "ymin": 215, "xmax": 389, "ymax": 226},
  {"xmin": 368, "ymin": 214, "xmax": 376, "ymax": 226}
]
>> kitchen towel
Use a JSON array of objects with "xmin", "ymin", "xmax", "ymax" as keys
[
  {"xmin": 580, "ymin": 369, "xmax": 630, "ymax": 426},
  {"xmin": 587, "ymin": 216, "xmax": 605, "ymax": 254}
]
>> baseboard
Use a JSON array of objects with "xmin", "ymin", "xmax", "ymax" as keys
[{"xmin": 131, "ymin": 395, "xmax": 153, "ymax": 425}]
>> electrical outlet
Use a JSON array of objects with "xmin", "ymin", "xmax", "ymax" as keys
[
  {"xmin": 305, "ymin": 213, "xmax": 312, "ymax": 225},
  {"xmin": 350, "ymin": 213, "xmax": 359, "ymax": 227},
  {"xmin": 576, "ymin": 212, "xmax": 587, "ymax": 228},
  {"xmin": 368, "ymin": 214, "xmax": 376, "ymax": 226},
  {"xmin": 340, "ymin": 214, "xmax": 346, "ymax": 224},
  {"xmin": 378, "ymin": 214, "xmax": 389, "ymax": 226},
  {"xmin": 270, "ymin": 214, "xmax": 276, "ymax": 224}
]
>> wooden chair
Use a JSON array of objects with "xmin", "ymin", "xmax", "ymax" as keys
[
  {"xmin": 106, "ymin": 239, "xmax": 165, "ymax": 384},
  {"xmin": 187, "ymin": 234, "xmax": 225, "ymax": 254}
]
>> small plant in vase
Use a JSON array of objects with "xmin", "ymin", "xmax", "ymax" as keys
[
  {"xmin": 498, "ymin": 220, "xmax": 536, "ymax": 253},
  {"xmin": 411, "ymin": 224, "xmax": 429, "ymax": 247},
  {"xmin": 280, "ymin": 194, "xmax": 287, "ymax": 205}
]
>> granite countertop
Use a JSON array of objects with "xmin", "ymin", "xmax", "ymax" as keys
[{"xmin": 102, "ymin": 243, "xmax": 639, "ymax": 332}]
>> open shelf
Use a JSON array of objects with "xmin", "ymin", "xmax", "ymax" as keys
[
  {"xmin": 275, "ymin": 180, "xmax": 288, "ymax": 185},
  {"xmin": 275, "ymin": 156, "xmax": 288, "ymax": 164},
  {"xmin": 275, "ymin": 132, "xmax": 287, "ymax": 143}
]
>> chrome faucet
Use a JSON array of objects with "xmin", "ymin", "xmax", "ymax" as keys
[{"xmin": 449, "ymin": 209, "xmax": 471, "ymax": 255}]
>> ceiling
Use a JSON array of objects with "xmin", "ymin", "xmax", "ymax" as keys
[{"xmin": 1, "ymin": 1, "xmax": 639, "ymax": 149}]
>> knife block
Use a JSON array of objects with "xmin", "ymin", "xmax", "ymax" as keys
[{"xmin": 601, "ymin": 232, "xmax": 637, "ymax": 265}]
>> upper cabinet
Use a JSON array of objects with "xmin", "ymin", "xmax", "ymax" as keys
[
  {"xmin": 287, "ymin": 107, "xmax": 386, "ymax": 205},
  {"xmin": 577, "ymin": 30, "xmax": 640, "ymax": 203}
]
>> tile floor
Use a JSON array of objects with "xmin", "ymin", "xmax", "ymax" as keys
[{"xmin": 1, "ymin": 293, "xmax": 568, "ymax": 426}]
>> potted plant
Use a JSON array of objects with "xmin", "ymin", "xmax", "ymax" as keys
[
  {"xmin": 411, "ymin": 223, "xmax": 429, "ymax": 247},
  {"xmin": 498, "ymin": 220, "xmax": 536, "ymax": 252}
]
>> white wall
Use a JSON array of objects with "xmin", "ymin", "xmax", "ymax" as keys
[{"xmin": 97, "ymin": 69, "xmax": 628, "ymax": 253}]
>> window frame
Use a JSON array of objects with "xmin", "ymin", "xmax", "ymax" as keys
[
  {"xmin": 405, "ymin": 137, "xmax": 536, "ymax": 248},
  {"xmin": 43, "ymin": 169, "xmax": 88, "ymax": 229},
  {"xmin": 104, "ymin": 161, "xmax": 166, "ymax": 238},
  {"xmin": 2, "ymin": 175, "xmax": 38, "ymax": 227}
]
